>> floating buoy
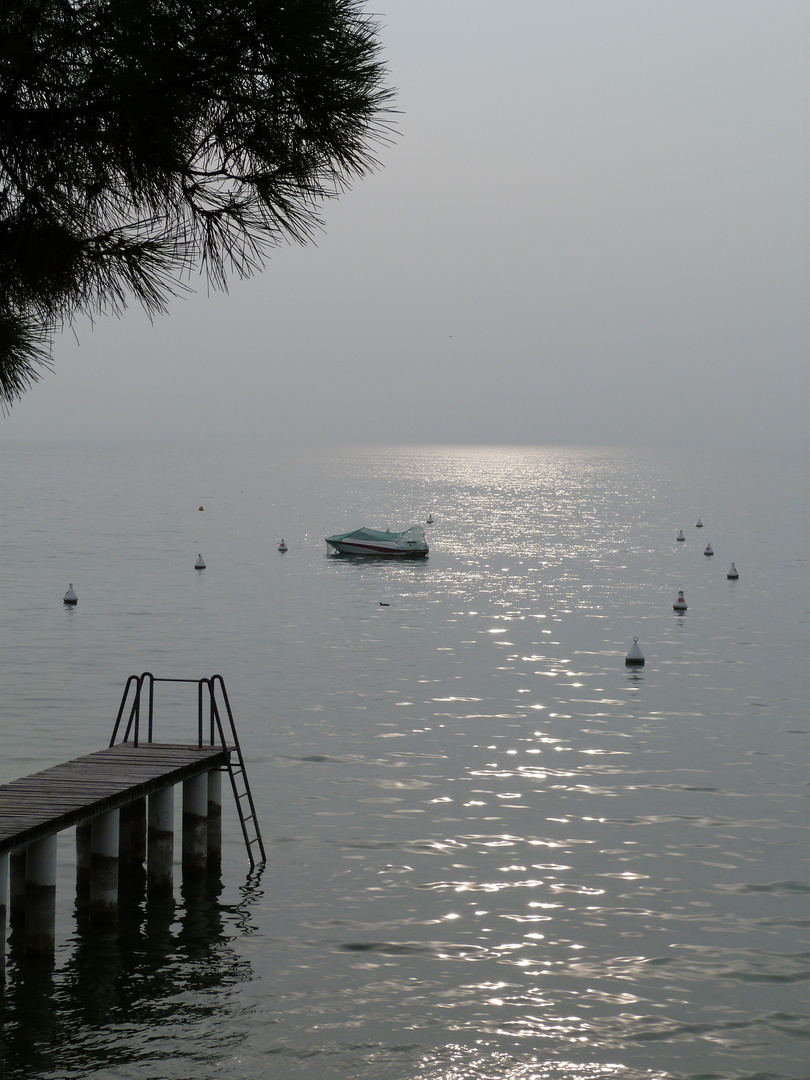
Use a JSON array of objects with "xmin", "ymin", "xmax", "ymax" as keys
[
  {"xmin": 676, "ymin": 530, "xmax": 685, "ymax": 541},
  {"xmin": 625, "ymin": 637, "xmax": 645, "ymax": 666},
  {"xmin": 195, "ymin": 554, "xmax": 206, "ymax": 569},
  {"xmin": 704, "ymin": 543, "xmax": 713, "ymax": 556},
  {"xmin": 278, "ymin": 539, "xmax": 288, "ymax": 553},
  {"xmin": 673, "ymin": 590, "xmax": 687, "ymax": 611},
  {"xmin": 63, "ymin": 583, "xmax": 78, "ymax": 605},
  {"xmin": 199, "ymin": 506, "xmax": 204, "ymax": 511},
  {"xmin": 426, "ymin": 514, "xmax": 434, "ymax": 524},
  {"xmin": 727, "ymin": 562, "xmax": 739, "ymax": 579},
  {"xmin": 696, "ymin": 518, "xmax": 703, "ymax": 528}
]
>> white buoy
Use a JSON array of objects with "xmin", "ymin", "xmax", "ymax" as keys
[
  {"xmin": 426, "ymin": 514, "xmax": 434, "ymax": 524},
  {"xmin": 63, "ymin": 583, "xmax": 78, "ymax": 605},
  {"xmin": 676, "ymin": 529, "xmax": 685, "ymax": 541},
  {"xmin": 673, "ymin": 590, "xmax": 687, "ymax": 611},
  {"xmin": 696, "ymin": 518, "xmax": 703, "ymax": 528},
  {"xmin": 704, "ymin": 543, "xmax": 713, "ymax": 556},
  {"xmin": 625, "ymin": 637, "xmax": 645, "ymax": 666},
  {"xmin": 195, "ymin": 554, "xmax": 206, "ymax": 569},
  {"xmin": 278, "ymin": 539, "xmax": 288, "ymax": 553},
  {"xmin": 727, "ymin": 562, "xmax": 738, "ymax": 579}
]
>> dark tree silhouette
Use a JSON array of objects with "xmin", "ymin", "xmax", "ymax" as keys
[{"xmin": 0, "ymin": 0, "xmax": 393, "ymax": 407}]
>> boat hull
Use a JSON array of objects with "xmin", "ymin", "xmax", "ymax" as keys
[{"xmin": 326, "ymin": 539, "xmax": 428, "ymax": 558}]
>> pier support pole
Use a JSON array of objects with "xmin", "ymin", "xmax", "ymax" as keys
[
  {"xmin": 120, "ymin": 797, "xmax": 147, "ymax": 874},
  {"xmin": 148, "ymin": 787, "xmax": 174, "ymax": 895},
  {"xmin": 90, "ymin": 809, "xmax": 119, "ymax": 924},
  {"xmin": 76, "ymin": 823, "xmax": 91, "ymax": 900},
  {"xmin": 0, "ymin": 851, "xmax": 7, "ymax": 979},
  {"xmin": 9, "ymin": 849, "xmax": 26, "ymax": 929},
  {"xmin": 182, "ymin": 774, "xmax": 208, "ymax": 878},
  {"xmin": 24, "ymin": 834, "xmax": 57, "ymax": 956},
  {"xmin": 208, "ymin": 770, "xmax": 222, "ymax": 874}
]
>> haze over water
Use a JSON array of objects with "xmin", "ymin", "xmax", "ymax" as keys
[{"xmin": 0, "ymin": 440, "xmax": 807, "ymax": 1079}]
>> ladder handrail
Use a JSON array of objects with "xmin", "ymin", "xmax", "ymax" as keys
[
  {"xmin": 108, "ymin": 672, "xmax": 266, "ymax": 868},
  {"xmin": 208, "ymin": 675, "xmax": 267, "ymax": 866}
]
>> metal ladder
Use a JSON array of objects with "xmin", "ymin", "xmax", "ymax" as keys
[{"xmin": 110, "ymin": 672, "xmax": 266, "ymax": 869}]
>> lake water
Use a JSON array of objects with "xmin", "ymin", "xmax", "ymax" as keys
[{"xmin": 0, "ymin": 440, "xmax": 807, "ymax": 1080}]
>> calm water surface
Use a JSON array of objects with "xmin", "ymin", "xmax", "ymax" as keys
[{"xmin": 0, "ymin": 441, "xmax": 807, "ymax": 1079}]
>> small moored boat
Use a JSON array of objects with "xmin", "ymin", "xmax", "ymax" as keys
[{"xmin": 325, "ymin": 526, "xmax": 429, "ymax": 558}]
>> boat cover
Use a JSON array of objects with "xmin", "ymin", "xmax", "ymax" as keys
[{"xmin": 326, "ymin": 526, "xmax": 426, "ymax": 544}]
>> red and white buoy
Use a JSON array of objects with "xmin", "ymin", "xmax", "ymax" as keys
[
  {"xmin": 727, "ymin": 562, "xmax": 739, "ymax": 579},
  {"xmin": 63, "ymin": 583, "xmax": 78, "ymax": 605},
  {"xmin": 673, "ymin": 590, "xmax": 687, "ymax": 611},
  {"xmin": 704, "ymin": 543, "xmax": 713, "ymax": 556},
  {"xmin": 278, "ymin": 539, "xmax": 288, "ymax": 553}
]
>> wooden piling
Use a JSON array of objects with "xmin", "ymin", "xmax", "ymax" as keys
[
  {"xmin": 24, "ymin": 835, "xmax": 57, "ymax": 955},
  {"xmin": 208, "ymin": 770, "xmax": 222, "ymax": 873},
  {"xmin": 148, "ymin": 787, "xmax": 174, "ymax": 894},
  {"xmin": 182, "ymin": 773, "xmax": 208, "ymax": 877},
  {"xmin": 9, "ymin": 849, "xmax": 26, "ymax": 928},
  {"xmin": 120, "ymin": 797, "xmax": 147, "ymax": 873},
  {"xmin": 76, "ymin": 823, "xmax": 91, "ymax": 899},
  {"xmin": 90, "ymin": 809, "xmax": 120, "ymax": 924},
  {"xmin": 0, "ymin": 852, "xmax": 7, "ymax": 980}
]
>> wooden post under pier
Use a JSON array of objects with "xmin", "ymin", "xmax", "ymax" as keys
[
  {"xmin": 120, "ymin": 797, "xmax": 147, "ymax": 873},
  {"xmin": 182, "ymin": 773, "xmax": 209, "ymax": 877},
  {"xmin": 24, "ymin": 834, "xmax": 57, "ymax": 956},
  {"xmin": 0, "ymin": 853, "xmax": 7, "ymax": 978},
  {"xmin": 90, "ymin": 809, "xmax": 120, "ymax": 924},
  {"xmin": 9, "ymin": 849, "xmax": 26, "ymax": 928},
  {"xmin": 147, "ymin": 788, "xmax": 175, "ymax": 894},
  {"xmin": 76, "ymin": 823, "xmax": 91, "ymax": 898},
  {"xmin": 208, "ymin": 770, "xmax": 223, "ymax": 873}
]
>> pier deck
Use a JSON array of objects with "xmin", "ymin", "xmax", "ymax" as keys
[{"xmin": 0, "ymin": 743, "xmax": 230, "ymax": 855}]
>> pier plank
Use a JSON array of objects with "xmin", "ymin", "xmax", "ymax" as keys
[{"xmin": 0, "ymin": 743, "xmax": 230, "ymax": 853}]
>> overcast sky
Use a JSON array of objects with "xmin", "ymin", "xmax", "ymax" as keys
[{"xmin": 2, "ymin": 0, "xmax": 807, "ymax": 448}]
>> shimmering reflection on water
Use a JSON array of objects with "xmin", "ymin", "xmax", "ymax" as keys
[{"xmin": 0, "ymin": 442, "xmax": 807, "ymax": 1079}]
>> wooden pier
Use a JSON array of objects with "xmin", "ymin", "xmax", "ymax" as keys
[
  {"xmin": 0, "ymin": 674, "xmax": 264, "ymax": 973},
  {"xmin": 0, "ymin": 744, "xmax": 230, "ymax": 853}
]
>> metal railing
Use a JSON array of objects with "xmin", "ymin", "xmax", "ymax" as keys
[{"xmin": 109, "ymin": 673, "xmax": 266, "ymax": 868}]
